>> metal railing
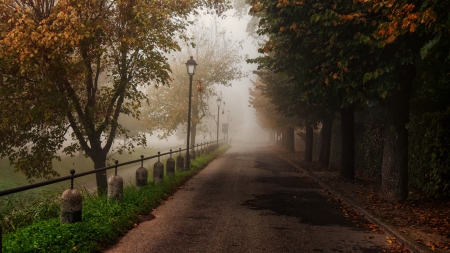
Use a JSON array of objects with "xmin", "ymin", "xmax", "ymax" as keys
[{"xmin": 0, "ymin": 140, "xmax": 225, "ymax": 252}]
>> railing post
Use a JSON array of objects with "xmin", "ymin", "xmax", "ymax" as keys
[
  {"xmin": 166, "ymin": 149, "xmax": 175, "ymax": 177},
  {"xmin": 108, "ymin": 160, "xmax": 123, "ymax": 202},
  {"xmin": 60, "ymin": 170, "xmax": 82, "ymax": 224},
  {"xmin": 153, "ymin": 152, "xmax": 164, "ymax": 183},
  {"xmin": 136, "ymin": 155, "xmax": 148, "ymax": 187},
  {"xmin": 176, "ymin": 148, "xmax": 184, "ymax": 170}
]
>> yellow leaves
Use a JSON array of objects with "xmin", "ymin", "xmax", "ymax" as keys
[
  {"xmin": 279, "ymin": 26, "xmax": 286, "ymax": 32},
  {"xmin": 420, "ymin": 8, "xmax": 437, "ymax": 25}
]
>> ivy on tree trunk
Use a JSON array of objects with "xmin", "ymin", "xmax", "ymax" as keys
[
  {"xmin": 381, "ymin": 64, "xmax": 415, "ymax": 202},
  {"xmin": 304, "ymin": 123, "xmax": 313, "ymax": 162},
  {"xmin": 286, "ymin": 126, "xmax": 295, "ymax": 153},
  {"xmin": 319, "ymin": 116, "xmax": 333, "ymax": 168},
  {"xmin": 340, "ymin": 104, "xmax": 355, "ymax": 179}
]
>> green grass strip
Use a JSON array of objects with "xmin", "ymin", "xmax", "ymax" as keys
[{"xmin": 2, "ymin": 145, "xmax": 230, "ymax": 253}]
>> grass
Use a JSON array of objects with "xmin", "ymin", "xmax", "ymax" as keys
[
  {"xmin": 1, "ymin": 145, "xmax": 229, "ymax": 253},
  {"xmin": 0, "ymin": 146, "xmax": 159, "ymax": 189},
  {"xmin": 0, "ymin": 147, "xmax": 159, "ymax": 214}
]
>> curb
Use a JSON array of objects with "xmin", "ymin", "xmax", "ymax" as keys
[{"xmin": 280, "ymin": 156, "xmax": 431, "ymax": 253}]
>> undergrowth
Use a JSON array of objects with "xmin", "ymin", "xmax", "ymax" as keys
[{"xmin": 1, "ymin": 145, "xmax": 229, "ymax": 253}]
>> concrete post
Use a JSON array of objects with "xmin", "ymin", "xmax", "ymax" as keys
[
  {"xmin": 176, "ymin": 148, "xmax": 184, "ymax": 170},
  {"xmin": 153, "ymin": 152, "xmax": 164, "ymax": 183},
  {"xmin": 176, "ymin": 155, "xmax": 184, "ymax": 170},
  {"xmin": 108, "ymin": 161, "xmax": 123, "ymax": 201},
  {"xmin": 166, "ymin": 149, "xmax": 175, "ymax": 177},
  {"xmin": 60, "ymin": 169, "xmax": 82, "ymax": 224},
  {"xmin": 136, "ymin": 155, "xmax": 148, "ymax": 187}
]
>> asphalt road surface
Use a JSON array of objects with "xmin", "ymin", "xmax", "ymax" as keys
[{"xmin": 105, "ymin": 143, "xmax": 391, "ymax": 253}]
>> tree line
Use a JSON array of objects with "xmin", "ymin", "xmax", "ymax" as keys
[{"xmin": 247, "ymin": 0, "xmax": 450, "ymax": 202}]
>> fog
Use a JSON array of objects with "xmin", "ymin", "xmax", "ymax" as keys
[
  {"xmin": 145, "ymin": 8, "xmax": 270, "ymax": 148},
  {"xmin": 196, "ymin": 10, "xmax": 270, "ymax": 144}
]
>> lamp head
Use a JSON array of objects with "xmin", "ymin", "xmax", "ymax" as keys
[
  {"xmin": 185, "ymin": 56, "xmax": 197, "ymax": 75},
  {"xmin": 216, "ymin": 97, "xmax": 222, "ymax": 107}
]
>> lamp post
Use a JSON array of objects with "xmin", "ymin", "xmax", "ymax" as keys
[
  {"xmin": 185, "ymin": 56, "xmax": 197, "ymax": 170},
  {"xmin": 216, "ymin": 97, "xmax": 222, "ymax": 150},
  {"xmin": 227, "ymin": 109, "xmax": 230, "ymax": 143}
]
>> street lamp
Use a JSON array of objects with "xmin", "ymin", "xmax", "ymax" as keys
[
  {"xmin": 227, "ymin": 109, "xmax": 230, "ymax": 143},
  {"xmin": 185, "ymin": 56, "xmax": 197, "ymax": 170},
  {"xmin": 216, "ymin": 97, "xmax": 222, "ymax": 150}
]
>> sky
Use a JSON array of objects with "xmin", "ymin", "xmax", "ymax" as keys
[{"xmin": 198, "ymin": 8, "xmax": 270, "ymax": 144}]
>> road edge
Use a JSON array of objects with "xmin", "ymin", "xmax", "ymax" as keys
[{"xmin": 279, "ymin": 155, "xmax": 431, "ymax": 253}]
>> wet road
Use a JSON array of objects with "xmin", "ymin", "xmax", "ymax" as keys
[{"xmin": 105, "ymin": 143, "xmax": 390, "ymax": 253}]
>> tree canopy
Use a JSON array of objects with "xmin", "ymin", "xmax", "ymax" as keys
[
  {"xmin": 247, "ymin": 0, "xmax": 450, "ymax": 201},
  {"xmin": 0, "ymin": 0, "xmax": 232, "ymax": 192}
]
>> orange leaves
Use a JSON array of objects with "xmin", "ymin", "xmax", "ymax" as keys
[
  {"xmin": 290, "ymin": 22, "xmax": 297, "ymax": 30},
  {"xmin": 340, "ymin": 13, "xmax": 363, "ymax": 22},
  {"xmin": 385, "ymin": 35, "xmax": 396, "ymax": 44},
  {"xmin": 385, "ymin": 235, "xmax": 396, "ymax": 244}
]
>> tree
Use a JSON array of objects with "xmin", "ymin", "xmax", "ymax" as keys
[
  {"xmin": 142, "ymin": 20, "xmax": 244, "ymax": 148},
  {"xmin": 249, "ymin": 71, "xmax": 300, "ymax": 153},
  {"xmin": 248, "ymin": 0, "xmax": 450, "ymax": 202},
  {"xmin": 0, "ymin": 0, "xmax": 231, "ymax": 193}
]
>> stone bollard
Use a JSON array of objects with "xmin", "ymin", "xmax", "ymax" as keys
[
  {"xmin": 136, "ymin": 155, "xmax": 148, "ymax": 187},
  {"xmin": 153, "ymin": 152, "xmax": 164, "ymax": 183},
  {"xmin": 176, "ymin": 148, "xmax": 184, "ymax": 170},
  {"xmin": 108, "ymin": 160, "xmax": 123, "ymax": 201},
  {"xmin": 166, "ymin": 149, "xmax": 175, "ymax": 177},
  {"xmin": 61, "ymin": 169, "xmax": 82, "ymax": 224}
]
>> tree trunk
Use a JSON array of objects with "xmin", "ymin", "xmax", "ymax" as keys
[
  {"xmin": 92, "ymin": 150, "xmax": 108, "ymax": 195},
  {"xmin": 281, "ymin": 130, "xmax": 286, "ymax": 148},
  {"xmin": 304, "ymin": 122, "xmax": 313, "ymax": 162},
  {"xmin": 319, "ymin": 116, "xmax": 333, "ymax": 168},
  {"xmin": 286, "ymin": 126, "xmax": 295, "ymax": 152},
  {"xmin": 340, "ymin": 104, "xmax": 355, "ymax": 179},
  {"xmin": 381, "ymin": 64, "xmax": 414, "ymax": 202}
]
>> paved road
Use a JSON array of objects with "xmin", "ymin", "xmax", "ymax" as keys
[{"xmin": 105, "ymin": 143, "xmax": 391, "ymax": 253}]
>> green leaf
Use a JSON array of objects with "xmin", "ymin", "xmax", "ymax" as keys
[{"xmin": 420, "ymin": 35, "xmax": 441, "ymax": 59}]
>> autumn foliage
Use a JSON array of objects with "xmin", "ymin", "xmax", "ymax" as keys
[
  {"xmin": 248, "ymin": 0, "xmax": 450, "ymax": 200},
  {"xmin": 0, "ymin": 0, "xmax": 231, "ymax": 192}
]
